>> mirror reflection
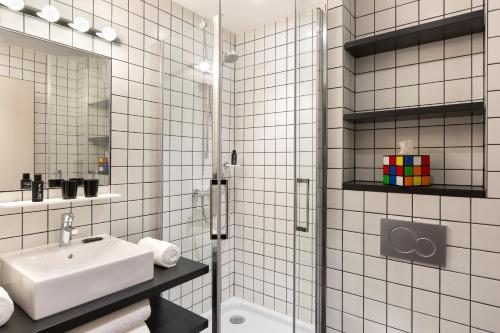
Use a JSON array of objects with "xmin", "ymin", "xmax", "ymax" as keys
[{"xmin": 0, "ymin": 29, "xmax": 111, "ymax": 192}]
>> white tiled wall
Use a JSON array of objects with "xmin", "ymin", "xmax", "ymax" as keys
[{"xmin": 327, "ymin": 0, "xmax": 500, "ymax": 332}]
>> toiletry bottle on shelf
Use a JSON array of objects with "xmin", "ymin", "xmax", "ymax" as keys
[
  {"xmin": 32, "ymin": 174, "xmax": 44, "ymax": 202},
  {"xmin": 231, "ymin": 150, "xmax": 238, "ymax": 165},
  {"xmin": 20, "ymin": 173, "xmax": 32, "ymax": 190}
]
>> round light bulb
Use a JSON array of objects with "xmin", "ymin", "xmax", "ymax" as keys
[
  {"xmin": 97, "ymin": 27, "xmax": 117, "ymax": 42},
  {"xmin": 198, "ymin": 61, "xmax": 210, "ymax": 73},
  {"xmin": 1, "ymin": 0, "xmax": 24, "ymax": 11},
  {"xmin": 69, "ymin": 16, "xmax": 90, "ymax": 33},
  {"xmin": 37, "ymin": 5, "xmax": 60, "ymax": 23}
]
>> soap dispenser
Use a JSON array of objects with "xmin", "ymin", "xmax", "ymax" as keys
[{"xmin": 32, "ymin": 174, "xmax": 44, "ymax": 202}]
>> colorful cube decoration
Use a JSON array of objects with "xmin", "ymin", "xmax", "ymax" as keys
[{"xmin": 383, "ymin": 155, "xmax": 431, "ymax": 187}]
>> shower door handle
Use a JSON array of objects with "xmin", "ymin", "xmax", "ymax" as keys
[
  {"xmin": 210, "ymin": 178, "xmax": 228, "ymax": 240},
  {"xmin": 296, "ymin": 178, "xmax": 310, "ymax": 233}
]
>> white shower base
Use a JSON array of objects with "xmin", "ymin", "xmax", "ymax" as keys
[{"xmin": 201, "ymin": 297, "xmax": 314, "ymax": 333}]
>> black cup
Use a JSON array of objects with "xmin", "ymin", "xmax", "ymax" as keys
[
  {"xmin": 69, "ymin": 178, "xmax": 85, "ymax": 187},
  {"xmin": 61, "ymin": 180, "xmax": 78, "ymax": 199},
  {"xmin": 84, "ymin": 179, "xmax": 99, "ymax": 198}
]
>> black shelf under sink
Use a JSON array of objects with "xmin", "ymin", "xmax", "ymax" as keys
[
  {"xmin": 147, "ymin": 296, "xmax": 207, "ymax": 333},
  {"xmin": 345, "ymin": 10, "xmax": 484, "ymax": 57},
  {"xmin": 0, "ymin": 257, "xmax": 209, "ymax": 333},
  {"xmin": 343, "ymin": 102, "xmax": 484, "ymax": 123},
  {"xmin": 343, "ymin": 181, "xmax": 486, "ymax": 198}
]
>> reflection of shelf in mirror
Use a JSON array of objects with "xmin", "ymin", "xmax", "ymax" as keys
[
  {"xmin": 88, "ymin": 99, "xmax": 110, "ymax": 109},
  {"xmin": 224, "ymin": 162, "xmax": 241, "ymax": 168},
  {"xmin": 0, "ymin": 193, "xmax": 121, "ymax": 209},
  {"xmin": 88, "ymin": 136, "xmax": 109, "ymax": 146}
]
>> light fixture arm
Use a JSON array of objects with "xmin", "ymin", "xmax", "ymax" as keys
[{"xmin": 0, "ymin": 3, "xmax": 120, "ymax": 44}]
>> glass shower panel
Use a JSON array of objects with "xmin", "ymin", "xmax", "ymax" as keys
[
  {"xmin": 293, "ymin": 2, "xmax": 327, "ymax": 332},
  {"xmin": 160, "ymin": 11, "xmax": 216, "ymax": 314},
  {"xmin": 159, "ymin": 4, "xmax": 234, "ymax": 326}
]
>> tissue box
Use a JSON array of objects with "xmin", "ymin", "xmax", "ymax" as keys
[{"xmin": 383, "ymin": 155, "xmax": 430, "ymax": 187}]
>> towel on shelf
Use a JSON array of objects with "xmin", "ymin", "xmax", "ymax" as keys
[
  {"xmin": 68, "ymin": 299, "xmax": 151, "ymax": 333},
  {"xmin": 0, "ymin": 287, "xmax": 14, "ymax": 326},
  {"xmin": 125, "ymin": 323, "xmax": 150, "ymax": 333},
  {"xmin": 137, "ymin": 237, "xmax": 180, "ymax": 268}
]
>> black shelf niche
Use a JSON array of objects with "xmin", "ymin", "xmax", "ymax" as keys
[
  {"xmin": 0, "ymin": 257, "xmax": 209, "ymax": 333},
  {"xmin": 343, "ymin": 102, "xmax": 484, "ymax": 123},
  {"xmin": 345, "ymin": 10, "xmax": 484, "ymax": 58},
  {"xmin": 343, "ymin": 181, "xmax": 486, "ymax": 198}
]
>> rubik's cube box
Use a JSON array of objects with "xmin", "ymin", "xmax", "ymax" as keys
[{"xmin": 383, "ymin": 155, "xmax": 430, "ymax": 187}]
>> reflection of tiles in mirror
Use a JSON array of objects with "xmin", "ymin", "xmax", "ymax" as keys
[{"xmin": 0, "ymin": 35, "xmax": 111, "ymax": 190}]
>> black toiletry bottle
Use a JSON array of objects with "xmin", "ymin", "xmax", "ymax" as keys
[
  {"xmin": 20, "ymin": 173, "xmax": 32, "ymax": 190},
  {"xmin": 32, "ymin": 174, "xmax": 44, "ymax": 202},
  {"xmin": 231, "ymin": 150, "xmax": 238, "ymax": 165}
]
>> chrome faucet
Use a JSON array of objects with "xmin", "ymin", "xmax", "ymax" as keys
[{"xmin": 59, "ymin": 213, "xmax": 78, "ymax": 247}]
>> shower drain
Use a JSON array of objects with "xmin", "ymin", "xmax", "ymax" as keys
[{"xmin": 229, "ymin": 315, "xmax": 246, "ymax": 325}]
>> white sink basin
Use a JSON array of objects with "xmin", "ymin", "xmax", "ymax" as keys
[{"xmin": 1, "ymin": 235, "xmax": 154, "ymax": 320}]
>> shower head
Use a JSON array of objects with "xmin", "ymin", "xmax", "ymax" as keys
[
  {"xmin": 223, "ymin": 51, "xmax": 239, "ymax": 64},
  {"xmin": 198, "ymin": 19, "xmax": 207, "ymax": 29}
]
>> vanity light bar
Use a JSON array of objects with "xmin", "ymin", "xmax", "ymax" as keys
[{"xmin": 0, "ymin": 3, "xmax": 120, "ymax": 43}]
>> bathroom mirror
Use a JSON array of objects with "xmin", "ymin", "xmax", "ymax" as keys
[{"xmin": 0, "ymin": 29, "xmax": 111, "ymax": 192}]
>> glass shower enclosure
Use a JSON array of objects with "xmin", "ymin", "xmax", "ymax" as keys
[{"xmin": 160, "ymin": 1, "xmax": 327, "ymax": 332}]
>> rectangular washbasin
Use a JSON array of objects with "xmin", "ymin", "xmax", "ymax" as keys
[{"xmin": 1, "ymin": 235, "xmax": 154, "ymax": 320}]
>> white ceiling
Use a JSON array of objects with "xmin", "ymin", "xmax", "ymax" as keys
[{"xmin": 173, "ymin": 0, "xmax": 324, "ymax": 33}]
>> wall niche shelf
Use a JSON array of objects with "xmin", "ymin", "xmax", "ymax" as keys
[
  {"xmin": 345, "ymin": 10, "xmax": 484, "ymax": 57},
  {"xmin": 344, "ymin": 102, "xmax": 484, "ymax": 123},
  {"xmin": 88, "ymin": 99, "xmax": 110, "ymax": 109},
  {"xmin": 343, "ymin": 181, "xmax": 486, "ymax": 198},
  {"xmin": 0, "ymin": 193, "xmax": 121, "ymax": 209}
]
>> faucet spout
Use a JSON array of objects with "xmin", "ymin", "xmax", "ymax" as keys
[{"xmin": 59, "ymin": 213, "xmax": 78, "ymax": 247}]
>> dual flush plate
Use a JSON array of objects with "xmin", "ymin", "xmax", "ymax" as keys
[{"xmin": 380, "ymin": 219, "xmax": 447, "ymax": 266}]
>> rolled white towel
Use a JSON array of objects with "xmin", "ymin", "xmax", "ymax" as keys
[
  {"xmin": 137, "ymin": 237, "xmax": 180, "ymax": 268},
  {"xmin": 68, "ymin": 299, "xmax": 150, "ymax": 333},
  {"xmin": 0, "ymin": 287, "xmax": 14, "ymax": 326},
  {"xmin": 125, "ymin": 323, "xmax": 150, "ymax": 333}
]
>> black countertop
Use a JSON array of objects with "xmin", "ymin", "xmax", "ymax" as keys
[{"xmin": 0, "ymin": 257, "xmax": 209, "ymax": 333}]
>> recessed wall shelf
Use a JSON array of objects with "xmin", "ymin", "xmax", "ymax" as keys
[
  {"xmin": 0, "ymin": 193, "xmax": 121, "ymax": 209},
  {"xmin": 344, "ymin": 102, "xmax": 484, "ymax": 123},
  {"xmin": 0, "ymin": 258, "xmax": 209, "ymax": 333},
  {"xmin": 344, "ymin": 10, "xmax": 484, "ymax": 57},
  {"xmin": 88, "ymin": 99, "xmax": 110, "ymax": 108},
  {"xmin": 88, "ymin": 136, "xmax": 110, "ymax": 146},
  {"xmin": 343, "ymin": 181, "xmax": 486, "ymax": 198}
]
